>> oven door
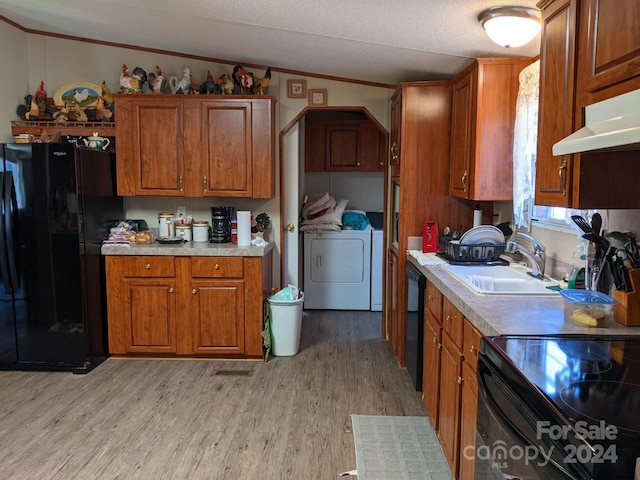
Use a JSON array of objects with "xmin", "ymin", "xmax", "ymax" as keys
[
  {"xmin": 404, "ymin": 261, "xmax": 425, "ymax": 391},
  {"xmin": 474, "ymin": 353, "xmax": 593, "ymax": 480}
]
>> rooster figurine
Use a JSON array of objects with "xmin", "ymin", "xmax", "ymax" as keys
[
  {"xmin": 147, "ymin": 66, "xmax": 167, "ymax": 94},
  {"xmin": 200, "ymin": 70, "xmax": 217, "ymax": 94},
  {"xmin": 217, "ymin": 74, "xmax": 234, "ymax": 95},
  {"xmin": 101, "ymin": 81, "xmax": 114, "ymax": 105},
  {"xmin": 252, "ymin": 67, "xmax": 271, "ymax": 95},
  {"xmin": 232, "ymin": 64, "xmax": 254, "ymax": 94},
  {"xmin": 95, "ymin": 96, "xmax": 113, "ymax": 121},
  {"xmin": 34, "ymin": 81, "xmax": 47, "ymax": 113},
  {"xmin": 24, "ymin": 99, "xmax": 39, "ymax": 120},
  {"xmin": 71, "ymin": 102, "xmax": 88, "ymax": 122},
  {"xmin": 120, "ymin": 64, "xmax": 147, "ymax": 93}
]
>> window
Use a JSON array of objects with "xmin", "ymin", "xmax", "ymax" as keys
[{"xmin": 532, "ymin": 205, "xmax": 606, "ymax": 234}]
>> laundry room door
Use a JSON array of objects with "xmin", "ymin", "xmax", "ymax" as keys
[{"xmin": 282, "ymin": 123, "xmax": 301, "ymax": 287}]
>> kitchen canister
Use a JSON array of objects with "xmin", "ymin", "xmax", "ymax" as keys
[
  {"xmin": 175, "ymin": 224, "xmax": 192, "ymax": 242},
  {"xmin": 158, "ymin": 212, "xmax": 176, "ymax": 238},
  {"xmin": 192, "ymin": 221, "xmax": 210, "ymax": 242}
]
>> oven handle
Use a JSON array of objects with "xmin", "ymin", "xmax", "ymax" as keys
[{"xmin": 477, "ymin": 353, "xmax": 590, "ymax": 479}]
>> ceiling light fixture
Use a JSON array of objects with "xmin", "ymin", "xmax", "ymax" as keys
[{"xmin": 478, "ymin": 6, "xmax": 541, "ymax": 48}]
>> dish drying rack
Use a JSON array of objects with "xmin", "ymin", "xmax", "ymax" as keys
[{"xmin": 436, "ymin": 236, "xmax": 508, "ymax": 265}]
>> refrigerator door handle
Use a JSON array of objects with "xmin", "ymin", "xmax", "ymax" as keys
[
  {"xmin": 4, "ymin": 171, "xmax": 19, "ymax": 293},
  {"xmin": 0, "ymin": 172, "xmax": 11, "ymax": 292}
]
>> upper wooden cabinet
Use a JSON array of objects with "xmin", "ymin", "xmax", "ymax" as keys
[
  {"xmin": 389, "ymin": 91, "xmax": 401, "ymax": 177},
  {"xmin": 304, "ymin": 117, "xmax": 387, "ymax": 173},
  {"xmin": 449, "ymin": 58, "xmax": 533, "ymax": 201},
  {"xmin": 535, "ymin": 0, "xmax": 640, "ymax": 208},
  {"xmin": 114, "ymin": 95, "xmax": 275, "ymax": 198}
]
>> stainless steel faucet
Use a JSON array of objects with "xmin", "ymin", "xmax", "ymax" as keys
[{"xmin": 505, "ymin": 232, "xmax": 547, "ymax": 280}]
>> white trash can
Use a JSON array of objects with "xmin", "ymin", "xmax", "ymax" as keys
[{"xmin": 267, "ymin": 292, "xmax": 304, "ymax": 356}]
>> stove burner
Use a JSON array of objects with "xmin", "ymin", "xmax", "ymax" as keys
[{"xmin": 559, "ymin": 380, "xmax": 640, "ymax": 433}]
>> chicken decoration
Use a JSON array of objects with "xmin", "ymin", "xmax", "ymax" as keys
[
  {"xmin": 200, "ymin": 70, "xmax": 217, "ymax": 94},
  {"xmin": 34, "ymin": 81, "xmax": 47, "ymax": 113},
  {"xmin": 232, "ymin": 64, "xmax": 254, "ymax": 94},
  {"xmin": 147, "ymin": 66, "xmax": 168, "ymax": 94},
  {"xmin": 169, "ymin": 67, "xmax": 193, "ymax": 94},
  {"xmin": 252, "ymin": 67, "xmax": 271, "ymax": 95},
  {"xmin": 120, "ymin": 64, "xmax": 147, "ymax": 93},
  {"xmin": 217, "ymin": 74, "xmax": 234, "ymax": 95},
  {"xmin": 95, "ymin": 96, "xmax": 113, "ymax": 121}
]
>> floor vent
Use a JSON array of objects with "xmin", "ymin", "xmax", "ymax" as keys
[{"xmin": 215, "ymin": 370, "xmax": 253, "ymax": 377}]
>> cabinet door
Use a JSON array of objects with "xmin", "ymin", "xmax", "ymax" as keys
[
  {"xmin": 358, "ymin": 121, "xmax": 386, "ymax": 172},
  {"xmin": 438, "ymin": 332, "xmax": 463, "ymax": 474},
  {"xmin": 304, "ymin": 120, "xmax": 326, "ymax": 172},
  {"xmin": 191, "ymin": 280, "xmax": 245, "ymax": 355},
  {"xmin": 422, "ymin": 310, "xmax": 442, "ymax": 431},
  {"xmin": 123, "ymin": 279, "xmax": 177, "ymax": 353},
  {"xmin": 450, "ymin": 70, "xmax": 474, "ymax": 199},
  {"xmin": 579, "ymin": 0, "xmax": 640, "ymax": 95},
  {"xmin": 115, "ymin": 96, "xmax": 186, "ymax": 196},
  {"xmin": 535, "ymin": 0, "xmax": 578, "ymax": 207},
  {"xmin": 459, "ymin": 361, "xmax": 478, "ymax": 480},
  {"xmin": 325, "ymin": 124, "xmax": 360, "ymax": 170},
  {"xmin": 196, "ymin": 100, "xmax": 253, "ymax": 197}
]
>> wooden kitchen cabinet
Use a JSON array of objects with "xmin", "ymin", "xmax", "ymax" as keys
[
  {"xmin": 304, "ymin": 119, "xmax": 386, "ymax": 172},
  {"xmin": 535, "ymin": 0, "xmax": 640, "ymax": 208},
  {"xmin": 449, "ymin": 58, "xmax": 532, "ymax": 201},
  {"xmin": 438, "ymin": 330, "xmax": 463, "ymax": 474},
  {"xmin": 389, "ymin": 90, "xmax": 401, "ymax": 177},
  {"xmin": 458, "ymin": 321, "xmax": 482, "ymax": 480},
  {"xmin": 106, "ymin": 253, "xmax": 271, "ymax": 358},
  {"xmin": 114, "ymin": 95, "xmax": 275, "ymax": 198},
  {"xmin": 422, "ymin": 301, "xmax": 442, "ymax": 431}
]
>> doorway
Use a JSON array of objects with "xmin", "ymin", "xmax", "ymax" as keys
[{"xmin": 279, "ymin": 107, "xmax": 388, "ymax": 298}]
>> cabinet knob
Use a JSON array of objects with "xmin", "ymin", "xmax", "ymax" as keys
[
  {"xmin": 390, "ymin": 142, "xmax": 399, "ymax": 162},
  {"xmin": 179, "ymin": 175, "xmax": 183, "ymax": 192},
  {"xmin": 215, "ymin": 264, "xmax": 220, "ymax": 270},
  {"xmin": 192, "ymin": 289, "xmax": 197, "ymax": 295},
  {"xmin": 470, "ymin": 345, "xmax": 476, "ymax": 353},
  {"xmin": 356, "ymin": 161, "xmax": 361, "ymax": 166},
  {"xmin": 203, "ymin": 175, "xmax": 208, "ymax": 192},
  {"xmin": 145, "ymin": 264, "xmax": 151, "ymax": 269},
  {"xmin": 445, "ymin": 314, "xmax": 451, "ymax": 322},
  {"xmin": 286, "ymin": 223, "xmax": 296, "ymax": 232},
  {"xmin": 168, "ymin": 288, "xmax": 174, "ymax": 294},
  {"xmin": 432, "ymin": 336, "xmax": 437, "ymax": 343},
  {"xmin": 457, "ymin": 376, "xmax": 463, "ymax": 385}
]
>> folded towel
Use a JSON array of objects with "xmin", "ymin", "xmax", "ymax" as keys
[
  {"xmin": 302, "ymin": 199, "xmax": 348, "ymax": 225},
  {"xmin": 299, "ymin": 223, "xmax": 342, "ymax": 232},
  {"xmin": 466, "ymin": 275, "xmax": 495, "ymax": 291},
  {"xmin": 342, "ymin": 211, "xmax": 370, "ymax": 230},
  {"xmin": 302, "ymin": 192, "xmax": 335, "ymax": 218},
  {"xmin": 408, "ymin": 250, "xmax": 444, "ymax": 266}
]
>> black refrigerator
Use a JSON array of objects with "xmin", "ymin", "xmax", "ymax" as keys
[{"xmin": 0, "ymin": 143, "xmax": 123, "ymax": 373}]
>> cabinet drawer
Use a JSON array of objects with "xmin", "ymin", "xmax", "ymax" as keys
[
  {"xmin": 191, "ymin": 257, "xmax": 243, "ymax": 278},
  {"xmin": 463, "ymin": 320, "xmax": 482, "ymax": 372},
  {"xmin": 442, "ymin": 297, "xmax": 464, "ymax": 348},
  {"xmin": 123, "ymin": 257, "xmax": 176, "ymax": 277},
  {"xmin": 425, "ymin": 281, "xmax": 443, "ymax": 320}
]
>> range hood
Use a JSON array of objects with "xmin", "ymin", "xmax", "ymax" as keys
[{"xmin": 552, "ymin": 88, "xmax": 640, "ymax": 155}]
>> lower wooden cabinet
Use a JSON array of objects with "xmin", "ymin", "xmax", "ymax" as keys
[
  {"xmin": 105, "ymin": 253, "xmax": 271, "ymax": 358},
  {"xmin": 422, "ymin": 279, "xmax": 482, "ymax": 479}
]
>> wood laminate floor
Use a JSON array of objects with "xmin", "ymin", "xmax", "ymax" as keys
[{"xmin": 0, "ymin": 310, "xmax": 427, "ymax": 479}]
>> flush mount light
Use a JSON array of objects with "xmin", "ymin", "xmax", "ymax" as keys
[{"xmin": 478, "ymin": 6, "xmax": 541, "ymax": 48}]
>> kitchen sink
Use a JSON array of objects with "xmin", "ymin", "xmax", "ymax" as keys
[{"xmin": 441, "ymin": 263, "xmax": 560, "ymax": 295}]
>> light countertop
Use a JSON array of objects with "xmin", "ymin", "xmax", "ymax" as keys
[
  {"xmin": 406, "ymin": 254, "xmax": 640, "ymax": 337},
  {"xmin": 101, "ymin": 241, "xmax": 273, "ymax": 257}
]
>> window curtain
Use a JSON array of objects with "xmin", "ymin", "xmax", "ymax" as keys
[{"xmin": 512, "ymin": 59, "xmax": 540, "ymax": 228}]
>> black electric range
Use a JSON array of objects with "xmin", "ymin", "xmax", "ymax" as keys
[{"xmin": 476, "ymin": 335, "xmax": 640, "ymax": 479}]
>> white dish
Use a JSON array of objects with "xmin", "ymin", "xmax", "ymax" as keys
[{"xmin": 458, "ymin": 225, "xmax": 505, "ymax": 246}]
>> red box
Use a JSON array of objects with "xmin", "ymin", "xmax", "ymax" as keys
[{"xmin": 423, "ymin": 221, "xmax": 438, "ymax": 253}]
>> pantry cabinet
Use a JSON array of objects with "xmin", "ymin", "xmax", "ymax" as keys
[
  {"xmin": 535, "ymin": 0, "xmax": 640, "ymax": 208},
  {"xmin": 304, "ymin": 119, "xmax": 386, "ymax": 172},
  {"xmin": 449, "ymin": 58, "xmax": 532, "ymax": 201},
  {"xmin": 105, "ymin": 253, "xmax": 271, "ymax": 358},
  {"xmin": 114, "ymin": 95, "xmax": 275, "ymax": 198}
]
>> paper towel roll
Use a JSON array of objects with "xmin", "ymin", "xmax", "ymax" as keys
[
  {"xmin": 237, "ymin": 211, "xmax": 252, "ymax": 246},
  {"xmin": 473, "ymin": 209, "xmax": 482, "ymax": 228}
]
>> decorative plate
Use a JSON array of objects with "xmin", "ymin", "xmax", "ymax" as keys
[{"xmin": 53, "ymin": 81, "xmax": 102, "ymax": 108}]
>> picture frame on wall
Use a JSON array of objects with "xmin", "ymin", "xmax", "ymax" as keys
[
  {"xmin": 309, "ymin": 89, "xmax": 328, "ymax": 107},
  {"xmin": 287, "ymin": 79, "xmax": 307, "ymax": 98}
]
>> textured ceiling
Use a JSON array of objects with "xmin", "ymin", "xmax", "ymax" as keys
[{"xmin": 0, "ymin": 0, "xmax": 541, "ymax": 85}]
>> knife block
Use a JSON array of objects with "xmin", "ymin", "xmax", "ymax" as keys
[{"xmin": 613, "ymin": 269, "xmax": 640, "ymax": 326}]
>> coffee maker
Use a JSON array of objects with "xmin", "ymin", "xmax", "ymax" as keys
[{"xmin": 210, "ymin": 207, "xmax": 233, "ymax": 243}]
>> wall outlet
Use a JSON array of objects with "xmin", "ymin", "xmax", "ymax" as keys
[{"xmin": 176, "ymin": 206, "xmax": 186, "ymax": 217}]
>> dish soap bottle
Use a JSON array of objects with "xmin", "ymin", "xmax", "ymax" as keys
[{"xmin": 567, "ymin": 241, "xmax": 587, "ymax": 289}]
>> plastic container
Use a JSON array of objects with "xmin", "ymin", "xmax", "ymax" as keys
[
  {"xmin": 267, "ymin": 291, "xmax": 304, "ymax": 356},
  {"xmin": 560, "ymin": 289, "xmax": 614, "ymax": 327}
]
